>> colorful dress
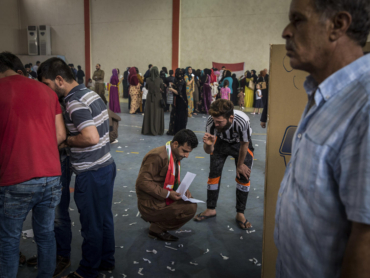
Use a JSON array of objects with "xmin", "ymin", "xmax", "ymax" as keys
[
  {"xmin": 109, "ymin": 69, "xmax": 121, "ymax": 113},
  {"xmin": 185, "ymin": 75, "xmax": 194, "ymax": 117},
  {"xmin": 244, "ymin": 78, "xmax": 254, "ymax": 108},
  {"xmin": 129, "ymin": 84, "xmax": 141, "ymax": 114}
]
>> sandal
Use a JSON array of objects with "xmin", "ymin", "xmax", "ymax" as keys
[
  {"xmin": 194, "ymin": 213, "xmax": 217, "ymax": 222},
  {"xmin": 235, "ymin": 218, "xmax": 252, "ymax": 230}
]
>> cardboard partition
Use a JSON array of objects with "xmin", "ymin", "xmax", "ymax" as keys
[
  {"xmin": 261, "ymin": 44, "xmax": 308, "ymax": 278},
  {"xmin": 262, "ymin": 41, "xmax": 370, "ymax": 278}
]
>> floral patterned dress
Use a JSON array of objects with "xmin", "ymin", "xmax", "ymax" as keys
[
  {"xmin": 129, "ymin": 84, "xmax": 141, "ymax": 114},
  {"xmin": 185, "ymin": 75, "xmax": 194, "ymax": 117}
]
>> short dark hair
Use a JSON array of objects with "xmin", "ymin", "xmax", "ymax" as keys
[
  {"xmin": 0, "ymin": 52, "xmax": 27, "ymax": 75},
  {"xmin": 169, "ymin": 69, "xmax": 174, "ymax": 76},
  {"xmin": 222, "ymin": 66, "xmax": 226, "ymax": 69},
  {"xmin": 37, "ymin": 57, "xmax": 75, "ymax": 83},
  {"xmin": 36, "ymin": 61, "xmax": 40, "ymax": 64},
  {"xmin": 0, "ymin": 52, "xmax": 15, "ymax": 73},
  {"xmin": 172, "ymin": 129, "xmax": 198, "ymax": 149},
  {"xmin": 162, "ymin": 67, "xmax": 168, "ymax": 74},
  {"xmin": 77, "ymin": 65, "xmax": 81, "ymax": 70},
  {"xmin": 209, "ymin": 99, "xmax": 234, "ymax": 119},
  {"xmin": 148, "ymin": 64, "xmax": 152, "ymax": 69},
  {"xmin": 25, "ymin": 64, "xmax": 30, "ymax": 69},
  {"xmin": 224, "ymin": 80, "xmax": 229, "ymax": 87},
  {"xmin": 313, "ymin": 0, "xmax": 370, "ymax": 47}
]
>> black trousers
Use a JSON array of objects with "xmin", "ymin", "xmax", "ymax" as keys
[{"xmin": 207, "ymin": 137, "xmax": 254, "ymax": 213}]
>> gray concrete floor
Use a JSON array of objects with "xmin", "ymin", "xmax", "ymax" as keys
[{"xmin": 18, "ymin": 101, "xmax": 266, "ymax": 278}]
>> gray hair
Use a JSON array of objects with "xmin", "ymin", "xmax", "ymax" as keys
[{"xmin": 313, "ymin": 0, "xmax": 370, "ymax": 46}]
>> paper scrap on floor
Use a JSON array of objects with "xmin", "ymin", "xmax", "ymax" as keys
[
  {"xmin": 22, "ymin": 229, "xmax": 34, "ymax": 238},
  {"xmin": 175, "ymin": 172, "xmax": 205, "ymax": 203}
]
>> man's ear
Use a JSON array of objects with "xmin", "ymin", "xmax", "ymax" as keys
[
  {"xmin": 229, "ymin": 115, "xmax": 234, "ymax": 121},
  {"xmin": 173, "ymin": 141, "xmax": 179, "ymax": 148},
  {"xmin": 329, "ymin": 11, "xmax": 352, "ymax": 42},
  {"xmin": 17, "ymin": 70, "xmax": 24, "ymax": 76},
  {"xmin": 55, "ymin": 75, "xmax": 64, "ymax": 87}
]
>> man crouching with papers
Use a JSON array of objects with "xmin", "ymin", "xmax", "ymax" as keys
[{"xmin": 135, "ymin": 129, "xmax": 198, "ymax": 241}]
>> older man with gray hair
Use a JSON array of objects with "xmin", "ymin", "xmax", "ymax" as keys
[{"xmin": 275, "ymin": 0, "xmax": 370, "ymax": 277}]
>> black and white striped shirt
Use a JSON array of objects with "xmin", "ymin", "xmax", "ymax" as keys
[
  {"xmin": 206, "ymin": 110, "xmax": 252, "ymax": 143},
  {"xmin": 64, "ymin": 84, "xmax": 113, "ymax": 173}
]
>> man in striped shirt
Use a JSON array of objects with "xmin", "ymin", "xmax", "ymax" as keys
[
  {"xmin": 194, "ymin": 99, "xmax": 254, "ymax": 230},
  {"xmin": 38, "ymin": 58, "xmax": 116, "ymax": 278}
]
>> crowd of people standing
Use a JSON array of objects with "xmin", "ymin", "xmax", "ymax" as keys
[{"xmin": 116, "ymin": 65, "xmax": 269, "ymax": 136}]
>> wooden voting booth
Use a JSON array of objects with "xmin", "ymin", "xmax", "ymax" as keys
[{"xmin": 262, "ymin": 42, "xmax": 370, "ymax": 278}]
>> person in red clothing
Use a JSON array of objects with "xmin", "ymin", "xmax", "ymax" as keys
[{"xmin": 0, "ymin": 52, "xmax": 66, "ymax": 278}]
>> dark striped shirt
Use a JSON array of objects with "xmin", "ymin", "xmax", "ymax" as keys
[
  {"xmin": 206, "ymin": 110, "xmax": 252, "ymax": 143},
  {"xmin": 64, "ymin": 84, "xmax": 113, "ymax": 173}
]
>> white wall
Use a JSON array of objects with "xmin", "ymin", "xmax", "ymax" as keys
[
  {"xmin": 90, "ymin": 0, "xmax": 172, "ymax": 81},
  {"xmin": 18, "ymin": 0, "xmax": 85, "ymax": 71},
  {"xmin": 0, "ymin": 0, "xmax": 21, "ymax": 54},
  {"xmin": 180, "ymin": 0, "xmax": 291, "ymax": 72}
]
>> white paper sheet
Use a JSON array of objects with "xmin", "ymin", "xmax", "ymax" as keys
[{"xmin": 176, "ymin": 172, "xmax": 205, "ymax": 203}]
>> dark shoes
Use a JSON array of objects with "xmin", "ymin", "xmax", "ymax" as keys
[
  {"xmin": 148, "ymin": 230, "xmax": 179, "ymax": 241},
  {"xmin": 98, "ymin": 263, "xmax": 115, "ymax": 271},
  {"xmin": 26, "ymin": 255, "xmax": 70, "ymax": 277},
  {"xmin": 53, "ymin": 255, "xmax": 71, "ymax": 277},
  {"xmin": 26, "ymin": 255, "xmax": 37, "ymax": 266}
]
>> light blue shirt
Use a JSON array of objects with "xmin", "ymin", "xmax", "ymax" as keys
[{"xmin": 274, "ymin": 54, "xmax": 370, "ymax": 278}]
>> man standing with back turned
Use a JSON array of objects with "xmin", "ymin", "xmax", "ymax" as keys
[
  {"xmin": 275, "ymin": 0, "xmax": 370, "ymax": 277},
  {"xmin": 93, "ymin": 63, "xmax": 106, "ymax": 104},
  {"xmin": 38, "ymin": 58, "xmax": 116, "ymax": 278}
]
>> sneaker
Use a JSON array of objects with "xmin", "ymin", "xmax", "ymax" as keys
[
  {"xmin": 251, "ymin": 113, "xmax": 256, "ymax": 115},
  {"xmin": 111, "ymin": 139, "xmax": 118, "ymax": 144},
  {"xmin": 53, "ymin": 256, "xmax": 71, "ymax": 278}
]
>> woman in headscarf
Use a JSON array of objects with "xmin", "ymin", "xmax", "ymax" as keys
[
  {"xmin": 142, "ymin": 66, "xmax": 165, "ymax": 135},
  {"xmin": 167, "ymin": 68, "xmax": 188, "ymax": 135},
  {"xmin": 135, "ymin": 67, "xmax": 144, "ymax": 85},
  {"xmin": 243, "ymin": 71, "xmax": 254, "ymax": 108},
  {"xmin": 203, "ymin": 69, "xmax": 212, "ymax": 114},
  {"xmin": 184, "ymin": 66, "xmax": 195, "ymax": 117},
  {"xmin": 193, "ymin": 69, "xmax": 201, "ymax": 113},
  {"xmin": 123, "ymin": 67, "xmax": 130, "ymax": 98},
  {"xmin": 251, "ymin": 69, "xmax": 258, "ymax": 110},
  {"xmin": 210, "ymin": 69, "xmax": 217, "ymax": 84},
  {"xmin": 129, "ymin": 74, "xmax": 141, "ymax": 114},
  {"xmin": 128, "ymin": 67, "xmax": 137, "ymax": 110},
  {"xmin": 162, "ymin": 67, "xmax": 168, "ymax": 77},
  {"xmin": 109, "ymin": 69, "xmax": 121, "ymax": 113},
  {"xmin": 231, "ymin": 73, "xmax": 239, "ymax": 106},
  {"xmin": 160, "ymin": 70, "xmax": 169, "ymax": 112}
]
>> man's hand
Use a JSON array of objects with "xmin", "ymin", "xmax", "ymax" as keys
[
  {"xmin": 169, "ymin": 191, "xmax": 182, "ymax": 201},
  {"xmin": 260, "ymin": 122, "xmax": 266, "ymax": 128},
  {"xmin": 203, "ymin": 133, "xmax": 215, "ymax": 146},
  {"xmin": 236, "ymin": 164, "xmax": 251, "ymax": 179},
  {"xmin": 185, "ymin": 190, "xmax": 192, "ymax": 198}
]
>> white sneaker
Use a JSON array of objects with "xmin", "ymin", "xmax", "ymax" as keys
[
  {"xmin": 251, "ymin": 113, "xmax": 256, "ymax": 115},
  {"xmin": 111, "ymin": 139, "xmax": 119, "ymax": 144}
]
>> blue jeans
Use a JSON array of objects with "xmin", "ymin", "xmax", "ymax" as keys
[
  {"xmin": 55, "ymin": 156, "xmax": 73, "ymax": 258},
  {"xmin": 75, "ymin": 162, "xmax": 116, "ymax": 278},
  {"xmin": 0, "ymin": 176, "xmax": 61, "ymax": 278}
]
